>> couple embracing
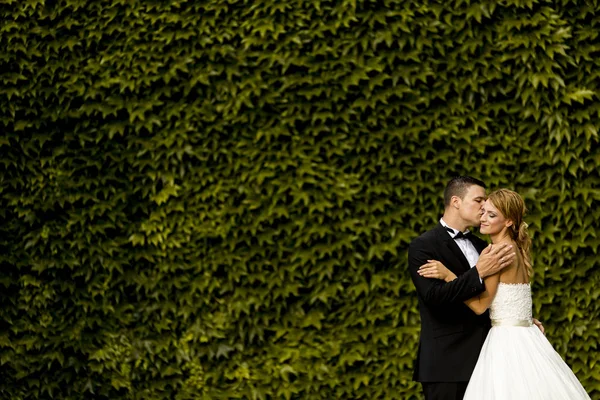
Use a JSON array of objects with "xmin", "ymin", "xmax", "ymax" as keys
[{"xmin": 408, "ymin": 176, "xmax": 590, "ymax": 400}]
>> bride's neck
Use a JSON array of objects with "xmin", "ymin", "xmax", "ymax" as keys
[{"xmin": 490, "ymin": 232, "xmax": 511, "ymax": 245}]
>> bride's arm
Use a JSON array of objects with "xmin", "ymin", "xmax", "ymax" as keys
[
  {"xmin": 463, "ymin": 273, "xmax": 501, "ymax": 315},
  {"xmin": 418, "ymin": 262, "xmax": 501, "ymax": 315}
]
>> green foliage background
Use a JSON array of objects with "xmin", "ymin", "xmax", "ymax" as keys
[{"xmin": 1, "ymin": 0, "xmax": 599, "ymax": 398}]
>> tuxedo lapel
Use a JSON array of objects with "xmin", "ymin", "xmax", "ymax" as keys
[
  {"xmin": 445, "ymin": 241, "xmax": 472, "ymax": 273},
  {"xmin": 468, "ymin": 233, "xmax": 488, "ymax": 254},
  {"xmin": 435, "ymin": 224, "xmax": 472, "ymax": 274}
]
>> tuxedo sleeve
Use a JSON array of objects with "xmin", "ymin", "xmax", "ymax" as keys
[{"xmin": 408, "ymin": 237, "xmax": 485, "ymax": 306}]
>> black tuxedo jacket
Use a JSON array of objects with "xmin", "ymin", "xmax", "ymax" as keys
[{"xmin": 408, "ymin": 223, "xmax": 491, "ymax": 382}]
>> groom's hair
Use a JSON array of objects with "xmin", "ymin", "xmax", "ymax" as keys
[{"xmin": 444, "ymin": 176, "xmax": 486, "ymax": 207}]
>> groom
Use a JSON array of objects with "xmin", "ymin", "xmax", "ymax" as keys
[{"xmin": 408, "ymin": 176, "xmax": 516, "ymax": 400}]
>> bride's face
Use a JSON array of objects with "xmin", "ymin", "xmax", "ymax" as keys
[{"xmin": 479, "ymin": 200, "xmax": 512, "ymax": 235}]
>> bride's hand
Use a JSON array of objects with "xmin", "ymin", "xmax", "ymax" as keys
[{"xmin": 418, "ymin": 260, "xmax": 457, "ymax": 282}]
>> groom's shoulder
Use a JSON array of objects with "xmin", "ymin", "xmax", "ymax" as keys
[{"xmin": 410, "ymin": 226, "xmax": 439, "ymax": 247}]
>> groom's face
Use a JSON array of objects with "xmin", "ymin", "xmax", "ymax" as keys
[{"xmin": 458, "ymin": 185, "xmax": 486, "ymax": 227}]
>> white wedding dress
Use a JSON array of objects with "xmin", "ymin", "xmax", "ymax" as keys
[{"xmin": 463, "ymin": 283, "xmax": 591, "ymax": 399}]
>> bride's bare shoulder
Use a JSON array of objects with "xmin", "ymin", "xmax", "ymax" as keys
[{"xmin": 498, "ymin": 240, "xmax": 529, "ymax": 284}]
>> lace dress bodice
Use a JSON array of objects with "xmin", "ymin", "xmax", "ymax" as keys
[{"xmin": 489, "ymin": 283, "xmax": 532, "ymax": 322}]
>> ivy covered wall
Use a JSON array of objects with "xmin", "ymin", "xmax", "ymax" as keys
[{"xmin": 1, "ymin": 0, "xmax": 599, "ymax": 398}]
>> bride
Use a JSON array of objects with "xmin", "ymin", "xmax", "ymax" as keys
[{"xmin": 419, "ymin": 189, "xmax": 590, "ymax": 399}]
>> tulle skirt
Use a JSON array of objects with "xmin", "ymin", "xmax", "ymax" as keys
[{"xmin": 463, "ymin": 325, "xmax": 591, "ymax": 399}]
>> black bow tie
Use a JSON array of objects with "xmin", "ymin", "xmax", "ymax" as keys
[{"xmin": 446, "ymin": 227, "xmax": 472, "ymax": 240}]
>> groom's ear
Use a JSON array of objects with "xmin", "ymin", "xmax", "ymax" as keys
[{"xmin": 451, "ymin": 195, "xmax": 460, "ymax": 208}]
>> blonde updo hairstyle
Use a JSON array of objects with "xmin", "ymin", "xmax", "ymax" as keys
[{"xmin": 487, "ymin": 189, "xmax": 533, "ymax": 278}]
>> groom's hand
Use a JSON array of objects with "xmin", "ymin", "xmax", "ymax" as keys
[{"xmin": 475, "ymin": 243, "xmax": 515, "ymax": 279}]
